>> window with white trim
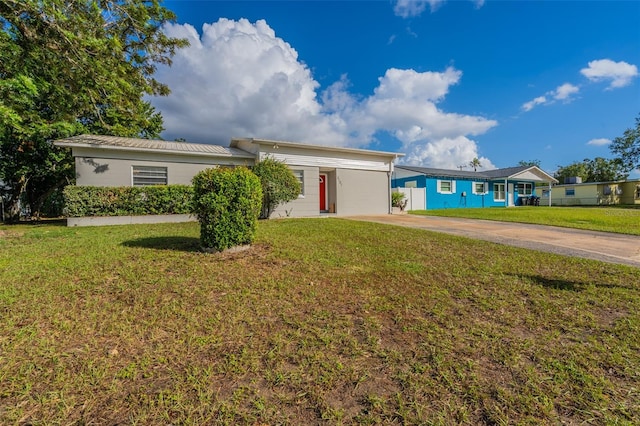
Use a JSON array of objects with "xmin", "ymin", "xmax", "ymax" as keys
[
  {"xmin": 404, "ymin": 180, "xmax": 417, "ymax": 188},
  {"xmin": 472, "ymin": 182, "xmax": 487, "ymax": 194},
  {"xmin": 516, "ymin": 182, "xmax": 533, "ymax": 196},
  {"xmin": 292, "ymin": 169, "xmax": 304, "ymax": 196},
  {"xmin": 132, "ymin": 166, "xmax": 167, "ymax": 186},
  {"xmin": 565, "ymin": 188, "xmax": 575, "ymax": 197},
  {"xmin": 437, "ymin": 179, "xmax": 455, "ymax": 194},
  {"xmin": 493, "ymin": 183, "xmax": 505, "ymax": 201}
]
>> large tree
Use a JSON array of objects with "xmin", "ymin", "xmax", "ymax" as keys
[
  {"xmin": 610, "ymin": 113, "xmax": 640, "ymax": 173},
  {"xmin": 0, "ymin": 0, "xmax": 187, "ymax": 221},
  {"xmin": 554, "ymin": 157, "xmax": 628, "ymax": 184}
]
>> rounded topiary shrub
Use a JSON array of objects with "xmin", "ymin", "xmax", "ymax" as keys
[{"xmin": 191, "ymin": 167, "xmax": 262, "ymax": 252}]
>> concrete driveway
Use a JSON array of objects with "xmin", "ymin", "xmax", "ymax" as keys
[{"xmin": 349, "ymin": 214, "xmax": 640, "ymax": 268}]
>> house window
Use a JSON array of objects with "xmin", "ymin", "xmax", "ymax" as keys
[
  {"xmin": 292, "ymin": 169, "xmax": 304, "ymax": 196},
  {"xmin": 516, "ymin": 183, "xmax": 533, "ymax": 196},
  {"xmin": 437, "ymin": 180, "xmax": 455, "ymax": 194},
  {"xmin": 473, "ymin": 182, "xmax": 487, "ymax": 194},
  {"xmin": 565, "ymin": 188, "xmax": 575, "ymax": 196},
  {"xmin": 404, "ymin": 180, "xmax": 417, "ymax": 188},
  {"xmin": 494, "ymin": 183, "xmax": 505, "ymax": 201},
  {"xmin": 132, "ymin": 166, "xmax": 167, "ymax": 186}
]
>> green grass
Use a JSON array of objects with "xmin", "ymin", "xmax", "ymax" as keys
[
  {"xmin": 410, "ymin": 206, "xmax": 640, "ymax": 235},
  {"xmin": 1, "ymin": 219, "xmax": 639, "ymax": 424}
]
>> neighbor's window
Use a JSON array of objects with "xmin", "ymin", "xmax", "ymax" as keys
[
  {"xmin": 292, "ymin": 169, "xmax": 304, "ymax": 196},
  {"xmin": 404, "ymin": 180, "xmax": 417, "ymax": 188},
  {"xmin": 516, "ymin": 182, "xmax": 533, "ymax": 196},
  {"xmin": 438, "ymin": 180, "xmax": 454, "ymax": 193},
  {"xmin": 473, "ymin": 182, "xmax": 487, "ymax": 194},
  {"xmin": 132, "ymin": 166, "xmax": 167, "ymax": 186},
  {"xmin": 565, "ymin": 188, "xmax": 575, "ymax": 196},
  {"xmin": 493, "ymin": 183, "xmax": 505, "ymax": 201}
]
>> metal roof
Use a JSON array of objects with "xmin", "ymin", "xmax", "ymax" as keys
[{"xmin": 54, "ymin": 134, "xmax": 255, "ymax": 158}]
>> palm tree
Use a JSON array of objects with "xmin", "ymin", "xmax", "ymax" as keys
[{"xmin": 469, "ymin": 157, "xmax": 482, "ymax": 171}]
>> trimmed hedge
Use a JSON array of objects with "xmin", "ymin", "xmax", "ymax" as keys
[
  {"xmin": 63, "ymin": 185, "xmax": 193, "ymax": 217},
  {"xmin": 192, "ymin": 167, "xmax": 262, "ymax": 251}
]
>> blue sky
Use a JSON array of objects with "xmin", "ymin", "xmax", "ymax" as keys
[{"xmin": 153, "ymin": 1, "xmax": 640, "ymax": 176}]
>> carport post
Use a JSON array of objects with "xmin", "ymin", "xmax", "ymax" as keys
[{"xmin": 387, "ymin": 171, "xmax": 392, "ymax": 214}]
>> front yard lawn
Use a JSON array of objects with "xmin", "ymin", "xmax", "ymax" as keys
[
  {"xmin": 1, "ymin": 219, "xmax": 638, "ymax": 424},
  {"xmin": 411, "ymin": 206, "xmax": 640, "ymax": 235}
]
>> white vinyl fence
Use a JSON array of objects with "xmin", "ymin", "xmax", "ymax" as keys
[{"xmin": 394, "ymin": 187, "xmax": 426, "ymax": 211}]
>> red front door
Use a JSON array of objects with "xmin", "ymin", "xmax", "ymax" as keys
[{"xmin": 319, "ymin": 174, "xmax": 327, "ymax": 211}]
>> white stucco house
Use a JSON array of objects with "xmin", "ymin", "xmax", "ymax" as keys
[{"xmin": 54, "ymin": 134, "xmax": 403, "ymax": 222}]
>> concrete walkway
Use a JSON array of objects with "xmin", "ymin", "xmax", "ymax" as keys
[{"xmin": 349, "ymin": 214, "xmax": 640, "ymax": 268}]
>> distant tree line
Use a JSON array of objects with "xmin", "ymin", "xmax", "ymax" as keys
[{"xmin": 554, "ymin": 113, "xmax": 639, "ymax": 184}]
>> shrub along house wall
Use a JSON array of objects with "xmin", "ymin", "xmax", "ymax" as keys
[{"xmin": 63, "ymin": 185, "xmax": 194, "ymax": 227}]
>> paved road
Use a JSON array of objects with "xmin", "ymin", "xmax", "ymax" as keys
[{"xmin": 349, "ymin": 214, "xmax": 640, "ymax": 268}]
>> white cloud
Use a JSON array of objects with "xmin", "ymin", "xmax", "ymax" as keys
[
  {"xmin": 393, "ymin": 0, "xmax": 483, "ymax": 17},
  {"xmin": 580, "ymin": 59, "xmax": 639, "ymax": 89},
  {"xmin": 394, "ymin": 0, "xmax": 442, "ymax": 18},
  {"xmin": 522, "ymin": 82, "xmax": 580, "ymax": 111},
  {"xmin": 401, "ymin": 136, "xmax": 496, "ymax": 170},
  {"xmin": 587, "ymin": 138, "xmax": 611, "ymax": 146},
  {"xmin": 151, "ymin": 19, "xmax": 344, "ymax": 145},
  {"xmin": 150, "ymin": 19, "xmax": 497, "ymax": 168},
  {"xmin": 553, "ymin": 83, "xmax": 579, "ymax": 100},
  {"xmin": 522, "ymin": 96, "xmax": 547, "ymax": 112},
  {"xmin": 374, "ymin": 67, "xmax": 461, "ymax": 101}
]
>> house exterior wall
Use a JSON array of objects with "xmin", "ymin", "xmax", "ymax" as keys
[
  {"xmin": 64, "ymin": 138, "xmax": 400, "ymax": 220},
  {"xmin": 270, "ymin": 166, "xmax": 320, "ymax": 218},
  {"xmin": 327, "ymin": 170, "xmax": 338, "ymax": 212},
  {"xmin": 72, "ymin": 147, "xmax": 251, "ymax": 187},
  {"xmin": 620, "ymin": 181, "xmax": 640, "ymax": 205},
  {"xmin": 336, "ymin": 169, "xmax": 390, "ymax": 215},
  {"xmin": 240, "ymin": 140, "xmax": 395, "ymax": 217},
  {"xmin": 392, "ymin": 174, "xmax": 541, "ymax": 209},
  {"xmin": 538, "ymin": 184, "xmax": 597, "ymax": 206},
  {"xmin": 268, "ymin": 166, "xmax": 391, "ymax": 217},
  {"xmin": 539, "ymin": 180, "xmax": 640, "ymax": 206}
]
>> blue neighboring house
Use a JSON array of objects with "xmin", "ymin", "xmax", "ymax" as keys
[{"xmin": 392, "ymin": 165, "xmax": 558, "ymax": 209}]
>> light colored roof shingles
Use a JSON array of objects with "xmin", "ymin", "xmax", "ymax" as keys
[{"xmin": 396, "ymin": 165, "xmax": 556, "ymax": 182}]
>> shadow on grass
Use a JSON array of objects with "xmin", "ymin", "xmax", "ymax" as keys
[
  {"xmin": 122, "ymin": 236, "xmax": 201, "ymax": 252},
  {"xmin": 511, "ymin": 273, "xmax": 635, "ymax": 292},
  {"xmin": 524, "ymin": 275, "xmax": 583, "ymax": 291},
  {"xmin": 1, "ymin": 218, "xmax": 67, "ymax": 227}
]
